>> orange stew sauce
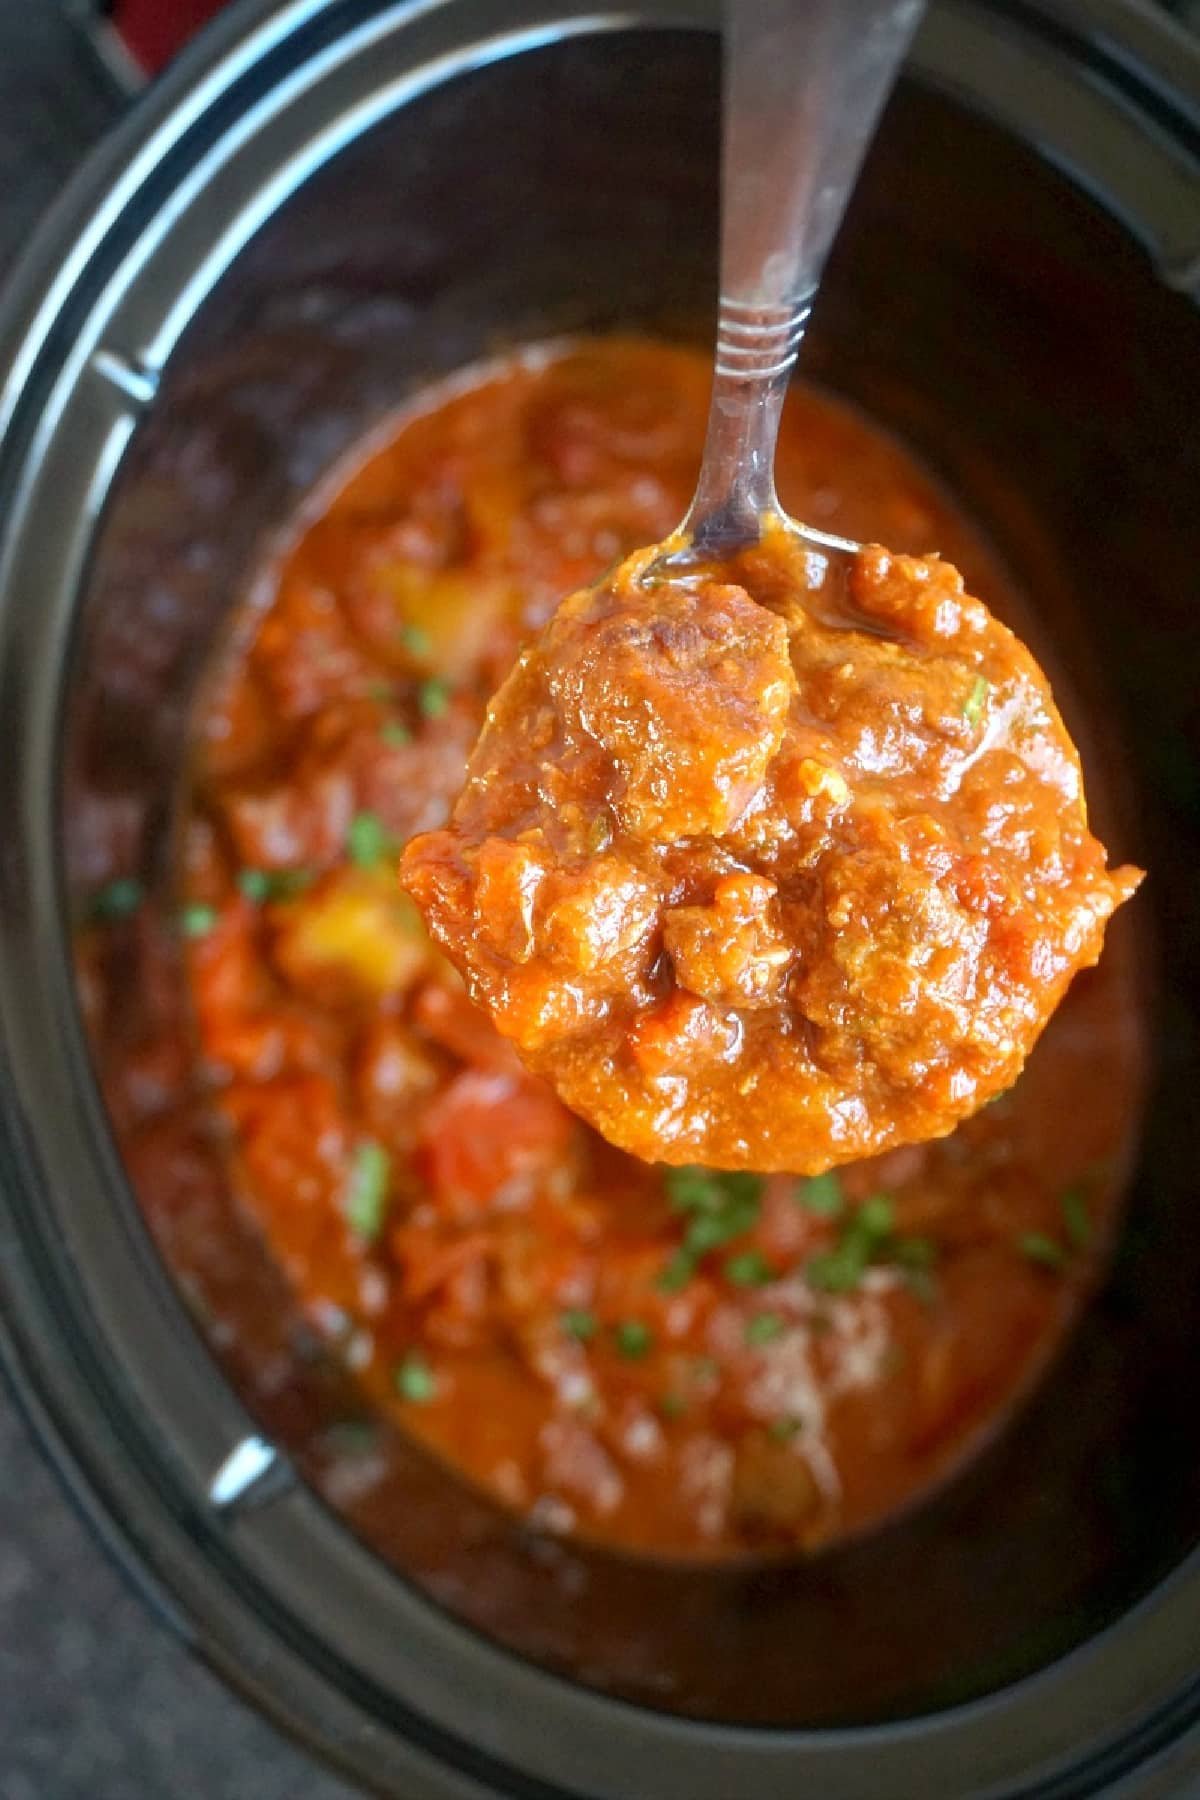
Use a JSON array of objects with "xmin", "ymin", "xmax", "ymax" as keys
[{"xmin": 174, "ymin": 339, "xmax": 1142, "ymax": 1558}]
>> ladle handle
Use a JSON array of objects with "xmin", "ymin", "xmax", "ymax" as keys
[{"xmin": 685, "ymin": 0, "xmax": 924, "ymax": 553}]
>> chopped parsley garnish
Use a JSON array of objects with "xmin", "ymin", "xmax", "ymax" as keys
[
  {"xmin": 658, "ymin": 1167, "xmax": 765, "ymax": 1293},
  {"xmin": 768, "ymin": 1415, "xmax": 802, "ymax": 1441},
  {"xmin": 804, "ymin": 1193, "xmax": 937, "ymax": 1297},
  {"xmin": 804, "ymin": 1245, "xmax": 869, "ymax": 1295},
  {"xmin": 745, "ymin": 1311, "xmax": 785, "ymax": 1347},
  {"xmin": 889, "ymin": 1235, "xmax": 938, "ymax": 1301},
  {"xmin": 724, "ymin": 1249, "xmax": 774, "ymax": 1288},
  {"xmin": 857, "ymin": 1194, "xmax": 895, "ymax": 1238},
  {"xmin": 1061, "ymin": 1187, "xmax": 1091, "ymax": 1250},
  {"xmin": 399, "ymin": 622, "xmax": 432, "ymax": 658},
  {"xmin": 1018, "ymin": 1231, "xmax": 1070, "ymax": 1271},
  {"xmin": 795, "ymin": 1170, "xmax": 844, "ymax": 1217},
  {"xmin": 666, "ymin": 1166, "xmax": 763, "ymax": 1213},
  {"xmin": 587, "ymin": 812, "xmax": 614, "ymax": 854},
  {"xmin": 347, "ymin": 810, "xmax": 396, "ymax": 869},
  {"xmin": 685, "ymin": 1211, "xmax": 755, "ymax": 1255},
  {"xmin": 890, "ymin": 1236, "xmax": 936, "ymax": 1271},
  {"xmin": 417, "ymin": 677, "xmax": 451, "ymax": 719},
  {"xmin": 561, "ymin": 1308, "xmax": 598, "ymax": 1343},
  {"xmin": 614, "ymin": 1319, "xmax": 653, "ymax": 1359},
  {"xmin": 344, "ymin": 1140, "xmax": 390, "ymax": 1240},
  {"xmin": 394, "ymin": 1353, "xmax": 436, "ymax": 1403},
  {"xmin": 692, "ymin": 1356, "xmax": 720, "ymax": 1384},
  {"xmin": 660, "ymin": 1393, "xmax": 687, "ymax": 1421},
  {"xmin": 656, "ymin": 1248, "xmax": 698, "ymax": 1294},
  {"xmin": 380, "ymin": 720, "xmax": 411, "ymax": 748},
  {"xmin": 237, "ymin": 866, "xmax": 313, "ymax": 904},
  {"xmin": 963, "ymin": 674, "xmax": 990, "ymax": 725},
  {"xmin": 89, "ymin": 877, "xmax": 143, "ymax": 922},
  {"xmin": 178, "ymin": 902, "xmax": 217, "ymax": 940},
  {"xmin": 664, "ymin": 1167, "xmax": 717, "ymax": 1211}
]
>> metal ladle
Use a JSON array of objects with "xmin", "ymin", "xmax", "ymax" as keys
[{"xmin": 652, "ymin": 0, "xmax": 925, "ymax": 575}]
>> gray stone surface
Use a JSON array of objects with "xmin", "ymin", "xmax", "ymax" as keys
[{"xmin": 0, "ymin": 1408, "xmax": 352, "ymax": 1799}]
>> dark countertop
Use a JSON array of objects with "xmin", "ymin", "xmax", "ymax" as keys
[{"xmin": 1, "ymin": 3, "xmax": 1198, "ymax": 1798}]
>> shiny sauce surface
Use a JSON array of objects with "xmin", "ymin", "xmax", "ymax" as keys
[{"xmin": 169, "ymin": 339, "xmax": 1143, "ymax": 1557}]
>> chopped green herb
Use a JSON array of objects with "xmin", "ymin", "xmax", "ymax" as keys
[
  {"xmin": 1061, "ymin": 1187, "xmax": 1092, "ymax": 1250},
  {"xmin": 394, "ymin": 1352, "xmax": 436, "ymax": 1403},
  {"xmin": 587, "ymin": 812, "xmax": 614, "ymax": 854},
  {"xmin": 178, "ymin": 902, "xmax": 217, "ymax": 939},
  {"xmin": 857, "ymin": 1194, "xmax": 895, "ymax": 1240},
  {"xmin": 724, "ymin": 1249, "xmax": 773, "ymax": 1288},
  {"xmin": 380, "ymin": 720, "xmax": 412, "ymax": 749},
  {"xmin": 745, "ymin": 1311, "xmax": 785, "ymax": 1347},
  {"xmin": 963, "ymin": 674, "xmax": 990, "ymax": 725},
  {"xmin": 368, "ymin": 680, "xmax": 395, "ymax": 703},
  {"xmin": 1018, "ymin": 1231, "xmax": 1069, "ymax": 1271},
  {"xmin": 692, "ymin": 1356, "xmax": 721, "ymax": 1383},
  {"xmin": 665, "ymin": 1167, "xmax": 763, "ymax": 1214},
  {"xmin": 561, "ymin": 1308, "xmax": 598, "ymax": 1342},
  {"xmin": 663, "ymin": 1167, "xmax": 764, "ymax": 1268},
  {"xmin": 345, "ymin": 1140, "xmax": 390, "ymax": 1240},
  {"xmin": 347, "ymin": 810, "xmax": 396, "ymax": 868},
  {"xmin": 89, "ymin": 877, "xmax": 143, "ymax": 922},
  {"xmin": 417, "ymin": 677, "xmax": 451, "ymax": 719},
  {"xmin": 614, "ymin": 1319, "xmax": 653, "ymax": 1359},
  {"xmin": 795, "ymin": 1171, "xmax": 844, "ymax": 1217},
  {"xmin": 804, "ymin": 1245, "xmax": 870, "ymax": 1294},
  {"xmin": 719, "ymin": 1171, "xmax": 763, "ymax": 1205},
  {"xmin": 664, "ymin": 1166, "xmax": 719, "ymax": 1212},
  {"xmin": 684, "ymin": 1205, "xmax": 758, "ymax": 1257},
  {"xmin": 768, "ymin": 1415, "xmax": 802, "ymax": 1441},
  {"xmin": 656, "ymin": 1248, "xmax": 698, "ymax": 1293},
  {"xmin": 660, "ymin": 1393, "xmax": 687, "ymax": 1421},
  {"xmin": 238, "ymin": 868, "xmax": 270, "ymax": 903},
  {"xmin": 890, "ymin": 1236, "xmax": 938, "ymax": 1302},
  {"xmin": 237, "ymin": 867, "xmax": 271, "ymax": 900},
  {"xmin": 890, "ymin": 1235, "xmax": 936, "ymax": 1271},
  {"xmin": 804, "ymin": 1195, "xmax": 935, "ymax": 1296},
  {"xmin": 237, "ymin": 866, "xmax": 313, "ymax": 904},
  {"xmin": 399, "ymin": 622, "xmax": 432, "ymax": 658}
]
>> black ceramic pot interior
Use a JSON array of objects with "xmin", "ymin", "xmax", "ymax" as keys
[{"xmin": 64, "ymin": 24, "xmax": 1200, "ymax": 1732}]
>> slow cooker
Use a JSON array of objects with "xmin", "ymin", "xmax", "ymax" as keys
[{"xmin": 1, "ymin": 0, "xmax": 1198, "ymax": 1793}]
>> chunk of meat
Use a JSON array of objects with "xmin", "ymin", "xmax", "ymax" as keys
[
  {"xmin": 543, "ymin": 573, "xmax": 795, "ymax": 840},
  {"xmin": 663, "ymin": 872, "xmax": 792, "ymax": 1008},
  {"xmin": 405, "ymin": 833, "xmax": 662, "ymax": 1052}
]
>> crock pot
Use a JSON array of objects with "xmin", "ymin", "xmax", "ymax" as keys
[{"xmin": 1, "ymin": 1, "xmax": 1199, "ymax": 1794}]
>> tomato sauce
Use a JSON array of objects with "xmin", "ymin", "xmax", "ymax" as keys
[{"xmin": 152, "ymin": 338, "xmax": 1144, "ymax": 1558}]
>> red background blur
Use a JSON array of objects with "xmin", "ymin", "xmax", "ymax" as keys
[{"xmin": 111, "ymin": 0, "xmax": 228, "ymax": 72}]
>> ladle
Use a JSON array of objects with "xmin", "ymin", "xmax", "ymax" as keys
[{"xmin": 654, "ymin": 0, "xmax": 924, "ymax": 574}]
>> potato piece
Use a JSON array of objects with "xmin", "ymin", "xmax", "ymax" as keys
[{"xmin": 272, "ymin": 869, "xmax": 429, "ymax": 1001}]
